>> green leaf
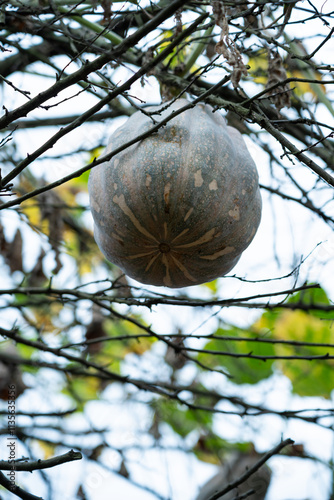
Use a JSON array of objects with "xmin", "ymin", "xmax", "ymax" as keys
[
  {"xmin": 286, "ymin": 285, "xmax": 334, "ymax": 320},
  {"xmin": 198, "ymin": 327, "xmax": 275, "ymax": 385},
  {"xmin": 62, "ymin": 375, "xmax": 101, "ymax": 410},
  {"xmin": 270, "ymin": 309, "xmax": 333, "ymax": 398},
  {"xmin": 194, "ymin": 434, "xmax": 229, "ymax": 464},
  {"xmin": 253, "ymin": 286, "xmax": 334, "ymax": 398},
  {"xmin": 153, "ymin": 399, "xmax": 213, "ymax": 438},
  {"xmin": 158, "ymin": 30, "xmax": 188, "ymax": 69},
  {"xmin": 15, "ymin": 343, "xmax": 40, "ymax": 375}
]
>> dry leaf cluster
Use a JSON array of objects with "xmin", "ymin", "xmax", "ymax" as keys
[
  {"xmin": 212, "ymin": 1, "xmax": 248, "ymax": 88},
  {"xmin": 266, "ymin": 50, "xmax": 291, "ymax": 111}
]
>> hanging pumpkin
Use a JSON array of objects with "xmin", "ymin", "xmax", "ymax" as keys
[{"xmin": 89, "ymin": 99, "xmax": 261, "ymax": 288}]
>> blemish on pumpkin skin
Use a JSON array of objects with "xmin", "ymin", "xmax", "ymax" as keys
[
  {"xmin": 114, "ymin": 159, "xmax": 119, "ymax": 168},
  {"xmin": 114, "ymin": 183, "xmax": 117, "ymax": 190},
  {"xmin": 90, "ymin": 198, "xmax": 101, "ymax": 213},
  {"xmin": 242, "ymin": 189, "xmax": 246, "ymax": 195},
  {"xmin": 209, "ymin": 179, "xmax": 218, "ymax": 191},
  {"xmin": 164, "ymin": 183, "xmax": 171, "ymax": 213},
  {"xmin": 111, "ymin": 232, "xmax": 124, "ymax": 244},
  {"xmin": 145, "ymin": 174, "xmax": 152, "ymax": 188},
  {"xmin": 194, "ymin": 169, "xmax": 203, "ymax": 187},
  {"xmin": 228, "ymin": 205, "xmax": 240, "ymax": 221},
  {"xmin": 113, "ymin": 226, "xmax": 126, "ymax": 237}
]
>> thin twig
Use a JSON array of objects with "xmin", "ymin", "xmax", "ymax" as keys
[{"xmin": 207, "ymin": 439, "xmax": 294, "ymax": 500}]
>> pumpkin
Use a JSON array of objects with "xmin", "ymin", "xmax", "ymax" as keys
[{"xmin": 88, "ymin": 99, "xmax": 261, "ymax": 288}]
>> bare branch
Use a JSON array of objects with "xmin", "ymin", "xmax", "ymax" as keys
[
  {"xmin": 0, "ymin": 471, "xmax": 43, "ymax": 500},
  {"xmin": 0, "ymin": 0, "xmax": 190, "ymax": 131},
  {"xmin": 0, "ymin": 450, "xmax": 82, "ymax": 472}
]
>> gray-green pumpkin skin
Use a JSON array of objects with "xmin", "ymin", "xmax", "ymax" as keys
[{"xmin": 88, "ymin": 99, "xmax": 261, "ymax": 288}]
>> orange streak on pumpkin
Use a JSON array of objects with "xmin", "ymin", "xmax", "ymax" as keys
[
  {"xmin": 175, "ymin": 228, "xmax": 216, "ymax": 248},
  {"xmin": 171, "ymin": 228, "xmax": 189, "ymax": 243},
  {"xmin": 200, "ymin": 246, "xmax": 235, "ymax": 261},
  {"xmin": 128, "ymin": 250, "xmax": 158, "ymax": 260},
  {"xmin": 161, "ymin": 253, "xmax": 172, "ymax": 287},
  {"xmin": 170, "ymin": 255, "xmax": 197, "ymax": 282},
  {"xmin": 113, "ymin": 194, "xmax": 158, "ymax": 242},
  {"xmin": 246, "ymin": 226, "xmax": 257, "ymax": 243},
  {"xmin": 183, "ymin": 207, "xmax": 193, "ymax": 222},
  {"xmin": 164, "ymin": 183, "xmax": 171, "ymax": 209},
  {"xmin": 145, "ymin": 252, "xmax": 160, "ymax": 272},
  {"xmin": 111, "ymin": 232, "xmax": 124, "ymax": 243}
]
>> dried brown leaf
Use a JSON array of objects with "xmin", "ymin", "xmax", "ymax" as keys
[
  {"xmin": 7, "ymin": 228, "xmax": 23, "ymax": 273},
  {"xmin": 266, "ymin": 50, "xmax": 291, "ymax": 111},
  {"xmin": 165, "ymin": 337, "xmax": 187, "ymax": 371},
  {"xmin": 27, "ymin": 248, "xmax": 47, "ymax": 287},
  {"xmin": 38, "ymin": 191, "xmax": 64, "ymax": 274},
  {"xmin": 214, "ymin": 9, "xmax": 248, "ymax": 88}
]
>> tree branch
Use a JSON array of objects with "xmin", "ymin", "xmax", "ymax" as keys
[
  {"xmin": 0, "ymin": 0, "xmax": 190, "ymax": 131},
  {"xmin": 0, "ymin": 471, "xmax": 43, "ymax": 500},
  {"xmin": 0, "ymin": 450, "xmax": 82, "ymax": 472},
  {"xmin": 0, "ymin": 10, "xmax": 208, "ymax": 189}
]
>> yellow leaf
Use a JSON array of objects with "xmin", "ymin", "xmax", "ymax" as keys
[
  {"xmin": 287, "ymin": 70, "xmax": 326, "ymax": 98},
  {"xmin": 31, "ymin": 303, "xmax": 62, "ymax": 334},
  {"xmin": 194, "ymin": 450, "xmax": 221, "ymax": 465},
  {"xmin": 248, "ymin": 54, "xmax": 326, "ymax": 99},
  {"xmin": 21, "ymin": 199, "xmax": 42, "ymax": 230},
  {"xmin": 247, "ymin": 54, "xmax": 268, "ymax": 85},
  {"xmin": 88, "ymin": 147, "xmax": 104, "ymax": 163},
  {"xmin": 36, "ymin": 440, "xmax": 56, "ymax": 460},
  {"xmin": 274, "ymin": 310, "xmax": 331, "ymax": 342},
  {"xmin": 158, "ymin": 30, "xmax": 189, "ymax": 69},
  {"xmin": 200, "ymin": 279, "xmax": 219, "ymax": 295}
]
